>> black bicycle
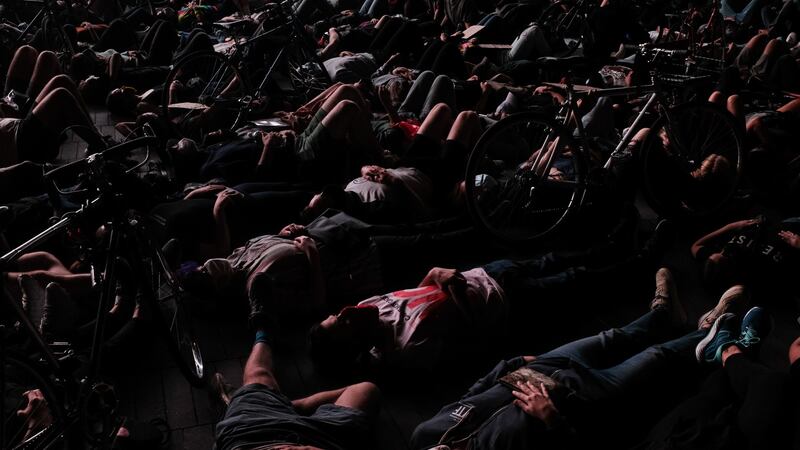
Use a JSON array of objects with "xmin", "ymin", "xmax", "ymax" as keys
[
  {"xmin": 161, "ymin": 0, "xmax": 330, "ymax": 139},
  {"xmin": 0, "ymin": 136, "xmax": 204, "ymax": 449}
]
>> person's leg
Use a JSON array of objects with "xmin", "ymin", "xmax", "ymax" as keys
[
  {"xmin": 367, "ymin": 0, "xmax": 389, "ymax": 18},
  {"xmin": 4, "ymin": 46, "xmax": 37, "ymax": 95},
  {"xmin": 416, "ymin": 40, "xmax": 444, "ymax": 72},
  {"xmin": 319, "ymin": 84, "xmax": 369, "ymax": 113},
  {"xmin": 242, "ymin": 341, "xmax": 280, "ymax": 390},
  {"xmin": 768, "ymin": 54, "xmax": 800, "ymax": 91},
  {"xmin": 320, "ymin": 99, "xmax": 380, "ymax": 152},
  {"xmin": 334, "ymin": 381, "xmax": 381, "ymax": 416},
  {"xmin": 368, "ymin": 16, "xmax": 404, "ymax": 53},
  {"xmin": 508, "ymin": 24, "xmax": 551, "ymax": 61},
  {"xmin": 724, "ymin": 355, "xmax": 791, "ymax": 449},
  {"xmin": 536, "ymin": 306, "xmax": 682, "ymax": 369},
  {"xmin": 399, "ymin": 70, "xmax": 435, "ymax": 117},
  {"xmin": 430, "ymin": 43, "xmax": 466, "ymax": 79},
  {"xmin": 92, "ymin": 18, "xmax": 137, "ymax": 52},
  {"xmin": 580, "ymin": 328, "xmax": 706, "ymax": 401},
  {"xmin": 143, "ymin": 21, "xmax": 179, "ymax": 66},
  {"xmin": 26, "ymin": 51, "xmax": 61, "ymax": 100},
  {"xmin": 420, "ymin": 75, "xmax": 456, "ymax": 120},
  {"xmin": 34, "ymin": 75, "xmax": 92, "ymax": 120},
  {"xmin": 415, "ymin": 103, "xmax": 453, "ymax": 141},
  {"xmin": 30, "ymin": 88, "xmax": 102, "ymax": 151},
  {"xmin": 12, "ymin": 251, "xmax": 71, "ymax": 274}
]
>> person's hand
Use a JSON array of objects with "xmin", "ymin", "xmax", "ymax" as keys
[
  {"xmin": 419, "ymin": 267, "xmax": 466, "ymax": 291},
  {"xmin": 213, "ymin": 188, "xmax": 243, "ymax": 217},
  {"xmin": 184, "ymin": 183, "xmax": 227, "ymax": 199},
  {"xmin": 294, "ymin": 235, "xmax": 316, "ymax": 254},
  {"xmin": 17, "ymin": 389, "xmax": 53, "ymax": 440},
  {"xmin": 361, "ymin": 165, "xmax": 391, "ymax": 183},
  {"xmin": 780, "ymin": 230, "xmax": 800, "ymax": 249},
  {"xmin": 279, "ymin": 223, "xmax": 306, "ymax": 238},
  {"xmin": 522, "ymin": 355, "xmax": 536, "ymax": 362},
  {"xmin": 512, "ymin": 381, "xmax": 559, "ymax": 426}
]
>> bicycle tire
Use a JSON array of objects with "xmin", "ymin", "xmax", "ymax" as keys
[
  {"xmin": 283, "ymin": 35, "xmax": 331, "ymax": 104},
  {"xmin": 1, "ymin": 355, "xmax": 68, "ymax": 449},
  {"xmin": 161, "ymin": 51, "xmax": 251, "ymax": 140},
  {"xmin": 133, "ymin": 241, "xmax": 205, "ymax": 388},
  {"xmin": 639, "ymin": 102, "xmax": 744, "ymax": 218},
  {"xmin": 465, "ymin": 111, "xmax": 587, "ymax": 243},
  {"xmin": 538, "ymin": 1, "xmax": 589, "ymax": 56}
]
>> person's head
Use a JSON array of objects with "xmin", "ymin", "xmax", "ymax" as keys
[
  {"xmin": 180, "ymin": 259, "xmax": 234, "ymax": 298},
  {"xmin": 360, "ymin": 165, "xmax": 396, "ymax": 184},
  {"xmin": 308, "ymin": 305, "xmax": 380, "ymax": 369},
  {"xmin": 79, "ymin": 76, "xmax": 110, "ymax": 105},
  {"xmin": 106, "ymin": 86, "xmax": 139, "ymax": 116}
]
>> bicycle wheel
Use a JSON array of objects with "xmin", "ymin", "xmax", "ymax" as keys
[
  {"xmin": 640, "ymin": 102, "xmax": 744, "ymax": 218},
  {"xmin": 1, "ymin": 355, "xmax": 68, "ymax": 449},
  {"xmin": 161, "ymin": 51, "xmax": 250, "ymax": 140},
  {"xmin": 283, "ymin": 38, "xmax": 330, "ymax": 104},
  {"xmin": 538, "ymin": 1, "xmax": 590, "ymax": 56},
  {"xmin": 141, "ymin": 243, "xmax": 205, "ymax": 387},
  {"xmin": 465, "ymin": 111, "xmax": 587, "ymax": 243}
]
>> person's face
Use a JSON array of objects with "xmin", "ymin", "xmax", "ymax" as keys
[{"xmin": 320, "ymin": 306, "xmax": 379, "ymax": 341}]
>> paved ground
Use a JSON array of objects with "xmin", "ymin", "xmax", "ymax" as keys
[{"xmin": 66, "ymin": 110, "xmax": 799, "ymax": 450}]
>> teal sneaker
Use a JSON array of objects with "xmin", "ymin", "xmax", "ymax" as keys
[
  {"xmin": 736, "ymin": 307, "xmax": 772, "ymax": 353},
  {"xmin": 695, "ymin": 313, "xmax": 739, "ymax": 364}
]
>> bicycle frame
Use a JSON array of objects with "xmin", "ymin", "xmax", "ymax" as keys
[{"xmin": 14, "ymin": 0, "xmax": 75, "ymax": 56}]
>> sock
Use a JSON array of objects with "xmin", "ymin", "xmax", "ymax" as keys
[{"xmin": 255, "ymin": 330, "xmax": 269, "ymax": 345}]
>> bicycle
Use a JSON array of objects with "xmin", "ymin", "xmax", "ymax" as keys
[
  {"xmin": 160, "ymin": 0, "xmax": 330, "ymax": 139},
  {"xmin": 537, "ymin": 0, "xmax": 596, "ymax": 56},
  {"xmin": 0, "ymin": 135, "xmax": 204, "ymax": 449},
  {"xmin": 7, "ymin": 0, "xmax": 76, "ymax": 66},
  {"xmin": 464, "ymin": 59, "xmax": 744, "ymax": 243}
]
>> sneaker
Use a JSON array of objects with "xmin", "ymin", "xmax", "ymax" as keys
[
  {"xmin": 695, "ymin": 313, "xmax": 739, "ymax": 364},
  {"xmin": 698, "ymin": 285, "xmax": 749, "ymax": 330},
  {"xmin": 19, "ymin": 275, "xmax": 46, "ymax": 330},
  {"xmin": 735, "ymin": 306, "xmax": 772, "ymax": 353},
  {"xmin": 650, "ymin": 267, "xmax": 687, "ymax": 326}
]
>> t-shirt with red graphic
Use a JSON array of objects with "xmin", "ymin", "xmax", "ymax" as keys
[{"xmin": 356, "ymin": 268, "xmax": 506, "ymax": 369}]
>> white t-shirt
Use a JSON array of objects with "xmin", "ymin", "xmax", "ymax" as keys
[{"xmin": 357, "ymin": 268, "xmax": 506, "ymax": 368}]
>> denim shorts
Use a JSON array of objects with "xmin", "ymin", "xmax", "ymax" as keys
[{"xmin": 215, "ymin": 384, "xmax": 371, "ymax": 450}]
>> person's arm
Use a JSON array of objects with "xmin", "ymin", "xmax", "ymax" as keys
[
  {"xmin": 462, "ymin": 356, "xmax": 531, "ymax": 398},
  {"xmin": 294, "ymin": 236, "xmax": 326, "ymax": 309},
  {"xmin": 291, "ymin": 387, "xmax": 347, "ymax": 414},
  {"xmin": 377, "ymin": 84, "xmax": 402, "ymax": 124},
  {"xmin": 691, "ymin": 218, "xmax": 761, "ymax": 258},
  {"xmin": 211, "ymin": 189, "xmax": 243, "ymax": 257}
]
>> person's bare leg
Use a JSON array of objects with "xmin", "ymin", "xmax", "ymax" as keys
[
  {"xmin": 5, "ymin": 45, "xmax": 37, "ymax": 94},
  {"xmin": 35, "ymin": 75, "xmax": 92, "ymax": 120},
  {"xmin": 789, "ymin": 337, "xmax": 800, "ymax": 366},
  {"xmin": 13, "ymin": 251, "xmax": 71, "ymax": 274},
  {"xmin": 727, "ymin": 94, "xmax": 742, "ymax": 122},
  {"xmin": 334, "ymin": 381, "xmax": 380, "ymax": 416},
  {"xmin": 320, "ymin": 100, "xmax": 380, "ymax": 152},
  {"xmin": 416, "ymin": 103, "xmax": 453, "ymax": 141},
  {"xmin": 708, "ymin": 91, "xmax": 725, "ymax": 106},
  {"xmin": 27, "ymin": 51, "xmax": 61, "ymax": 100},
  {"xmin": 32, "ymin": 88, "xmax": 99, "ymax": 138},
  {"xmin": 447, "ymin": 110, "xmax": 481, "ymax": 149},
  {"xmin": 242, "ymin": 340, "xmax": 280, "ymax": 390},
  {"xmin": 320, "ymin": 84, "xmax": 369, "ymax": 114}
]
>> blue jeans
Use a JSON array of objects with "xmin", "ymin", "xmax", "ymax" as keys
[
  {"xmin": 721, "ymin": 0, "xmax": 764, "ymax": 24},
  {"xmin": 482, "ymin": 252, "xmax": 591, "ymax": 298},
  {"xmin": 532, "ymin": 308, "xmax": 705, "ymax": 402}
]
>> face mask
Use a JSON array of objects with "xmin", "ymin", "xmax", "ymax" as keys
[{"xmin": 203, "ymin": 258, "xmax": 234, "ymax": 291}]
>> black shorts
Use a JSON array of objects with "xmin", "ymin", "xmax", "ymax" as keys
[
  {"xmin": 214, "ymin": 384, "xmax": 372, "ymax": 450},
  {"xmin": 17, "ymin": 114, "xmax": 60, "ymax": 163}
]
